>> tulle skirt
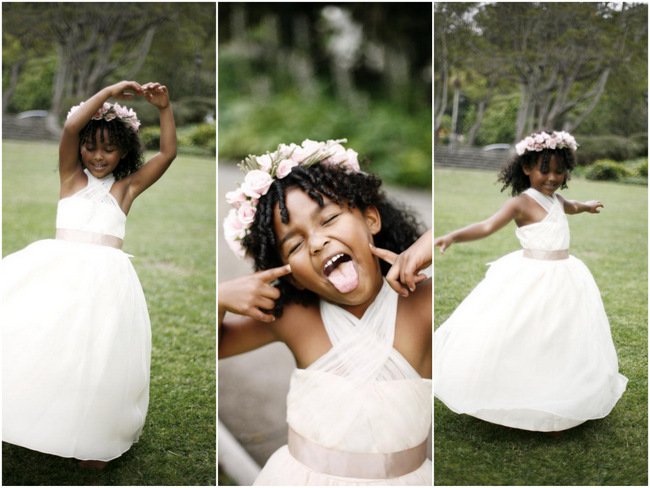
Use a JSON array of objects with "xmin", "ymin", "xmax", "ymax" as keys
[
  {"xmin": 434, "ymin": 250, "xmax": 627, "ymax": 431},
  {"xmin": 2, "ymin": 239, "xmax": 151, "ymax": 461}
]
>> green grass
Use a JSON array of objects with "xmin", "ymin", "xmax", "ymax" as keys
[
  {"xmin": 2, "ymin": 140, "xmax": 216, "ymax": 485},
  {"xmin": 433, "ymin": 168, "xmax": 648, "ymax": 486}
]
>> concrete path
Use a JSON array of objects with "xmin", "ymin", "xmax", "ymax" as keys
[{"xmin": 217, "ymin": 161, "xmax": 432, "ymax": 481}]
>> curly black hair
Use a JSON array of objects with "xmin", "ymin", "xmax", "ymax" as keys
[
  {"xmin": 243, "ymin": 163, "xmax": 425, "ymax": 317},
  {"xmin": 498, "ymin": 142, "xmax": 577, "ymax": 196},
  {"xmin": 79, "ymin": 118, "xmax": 145, "ymax": 180}
]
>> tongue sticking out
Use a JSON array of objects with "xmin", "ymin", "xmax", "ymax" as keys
[{"xmin": 326, "ymin": 259, "xmax": 359, "ymax": 293}]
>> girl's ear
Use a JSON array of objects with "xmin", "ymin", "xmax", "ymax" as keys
[
  {"xmin": 522, "ymin": 164, "xmax": 532, "ymax": 176},
  {"xmin": 363, "ymin": 206, "xmax": 382, "ymax": 236},
  {"xmin": 121, "ymin": 150, "xmax": 129, "ymax": 160}
]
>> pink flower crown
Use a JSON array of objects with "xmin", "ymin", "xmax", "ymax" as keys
[
  {"xmin": 223, "ymin": 138, "xmax": 360, "ymax": 259},
  {"xmin": 66, "ymin": 101, "xmax": 140, "ymax": 132},
  {"xmin": 515, "ymin": 131, "xmax": 578, "ymax": 156}
]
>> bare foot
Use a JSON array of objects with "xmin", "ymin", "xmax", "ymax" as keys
[{"xmin": 78, "ymin": 460, "xmax": 108, "ymax": 470}]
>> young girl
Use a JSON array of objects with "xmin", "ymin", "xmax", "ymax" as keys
[
  {"xmin": 434, "ymin": 130, "xmax": 627, "ymax": 432},
  {"xmin": 2, "ymin": 80, "xmax": 176, "ymax": 467},
  {"xmin": 219, "ymin": 139, "xmax": 432, "ymax": 485}
]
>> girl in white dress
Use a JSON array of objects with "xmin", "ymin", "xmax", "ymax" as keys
[
  {"xmin": 219, "ymin": 139, "xmax": 432, "ymax": 485},
  {"xmin": 2, "ymin": 80, "xmax": 176, "ymax": 468},
  {"xmin": 434, "ymin": 131, "xmax": 627, "ymax": 432}
]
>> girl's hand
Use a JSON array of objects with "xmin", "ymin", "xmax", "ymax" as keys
[
  {"xmin": 142, "ymin": 82, "xmax": 170, "ymax": 109},
  {"xmin": 218, "ymin": 265, "xmax": 292, "ymax": 323},
  {"xmin": 434, "ymin": 234, "xmax": 454, "ymax": 253},
  {"xmin": 585, "ymin": 200, "xmax": 604, "ymax": 214},
  {"xmin": 370, "ymin": 229, "xmax": 432, "ymax": 297},
  {"xmin": 107, "ymin": 80, "xmax": 143, "ymax": 100}
]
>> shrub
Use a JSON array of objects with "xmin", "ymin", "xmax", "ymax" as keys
[{"xmin": 585, "ymin": 159, "xmax": 630, "ymax": 181}]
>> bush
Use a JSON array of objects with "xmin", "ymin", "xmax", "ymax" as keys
[
  {"xmin": 575, "ymin": 134, "xmax": 644, "ymax": 166},
  {"xmin": 584, "ymin": 159, "xmax": 631, "ymax": 181}
]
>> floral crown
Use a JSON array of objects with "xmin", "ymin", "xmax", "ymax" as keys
[
  {"xmin": 67, "ymin": 101, "xmax": 140, "ymax": 132},
  {"xmin": 223, "ymin": 138, "xmax": 360, "ymax": 259},
  {"xmin": 515, "ymin": 130, "xmax": 578, "ymax": 156}
]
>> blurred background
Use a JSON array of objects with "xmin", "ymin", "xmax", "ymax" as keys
[
  {"xmin": 218, "ymin": 2, "xmax": 432, "ymax": 188},
  {"xmin": 218, "ymin": 3, "xmax": 432, "ymax": 485},
  {"xmin": 435, "ymin": 2, "xmax": 648, "ymax": 182},
  {"xmin": 3, "ymin": 2, "xmax": 216, "ymax": 156}
]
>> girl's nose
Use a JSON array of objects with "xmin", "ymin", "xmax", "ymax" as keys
[{"xmin": 309, "ymin": 234, "xmax": 330, "ymax": 255}]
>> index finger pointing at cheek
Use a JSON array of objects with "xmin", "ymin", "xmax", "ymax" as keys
[
  {"xmin": 369, "ymin": 243, "xmax": 397, "ymax": 265},
  {"xmin": 260, "ymin": 264, "xmax": 292, "ymax": 283}
]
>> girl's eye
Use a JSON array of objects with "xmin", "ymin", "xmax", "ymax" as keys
[
  {"xmin": 323, "ymin": 214, "xmax": 339, "ymax": 225},
  {"xmin": 287, "ymin": 240, "xmax": 303, "ymax": 256}
]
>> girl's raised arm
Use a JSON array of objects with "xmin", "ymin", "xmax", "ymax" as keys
[
  {"xmin": 124, "ymin": 83, "xmax": 177, "ymax": 201},
  {"xmin": 59, "ymin": 81, "xmax": 142, "ymax": 189},
  {"xmin": 435, "ymin": 197, "xmax": 523, "ymax": 253}
]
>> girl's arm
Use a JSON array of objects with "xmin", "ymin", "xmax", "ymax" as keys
[
  {"xmin": 434, "ymin": 196, "xmax": 523, "ymax": 253},
  {"xmin": 59, "ymin": 81, "xmax": 142, "ymax": 190},
  {"xmin": 370, "ymin": 228, "xmax": 432, "ymax": 296},
  {"xmin": 218, "ymin": 265, "xmax": 292, "ymax": 359},
  {"xmin": 558, "ymin": 194, "xmax": 603, "ymax": 215},
  {"xmin": 124, "ymin": 83, "xmax": 177, "ymax": 201}
]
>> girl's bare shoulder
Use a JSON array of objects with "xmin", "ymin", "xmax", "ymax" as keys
[{"xmin": 272, "ymin": 302, "xmax": 331, "ymax": 369}]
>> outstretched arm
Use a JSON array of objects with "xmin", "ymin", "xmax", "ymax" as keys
[
  {"xmin": 434, "ymin": 197, "xmax": 522, "ymax": 253},
  {"xmin": 59, "ymin": 81, "xmax": 143, "ymax": 188},
  {"xmin": 125, "ymin": 82, "xmax": 177, "ymax": 201},
  {"xmin": 558, "ymin": 194, "xmax": 603, "ymax": 215}
]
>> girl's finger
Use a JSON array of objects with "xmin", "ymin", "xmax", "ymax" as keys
[
  {"xmin": 369, "ymin": 243, "xmax": 397, "ymax": 265},
  {"xmin": 259, "ymin": 264, "xmax": 292, "ymax": 283}
]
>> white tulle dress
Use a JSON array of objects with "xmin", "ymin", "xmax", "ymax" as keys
[
  {"xmin": 255, "ymin": 280, "xmax": 432, "ymax": 485},
  {"xmin": 435, "ymin": 187, "xmax": 627, "ymax": 432},
  {"xmin": 2, "ymin": 169, "xmax": 151, "ymax": 461}
]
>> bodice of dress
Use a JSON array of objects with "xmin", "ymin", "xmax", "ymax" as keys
[
  {"xmin": 56, "ymin": 170, "xmax": 126, "ymax": 240},
  {"xmin": 515, "ymin": 188, "xmax": 570, "ymax": 251},
  {"xmin": 286, "ymin": 280, "xmax": 432, "ymax": 454}
]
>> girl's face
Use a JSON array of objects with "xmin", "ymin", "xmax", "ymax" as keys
[
  {"xmin": 524, "ymin": 154, "xmax": 566, "ymax": 196},
  {"xmin": 80, "ymin": 128, "xmax": 125, "ymax": 179},
  {"xmin": 273, "ymin": 187, "xmax": 383, "ymax": 317}
]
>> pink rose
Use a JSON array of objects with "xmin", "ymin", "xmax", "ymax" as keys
[
  {"xmin": 223, "ymin": 208, "xmax": 247, "ymax": 241},
  {"xmin": 276, "ymin": 158, "xmax": 298, "ymax": 179},
  {"xmin": 257, "ymin": 154, "xmax": 273, "ymax": 172},
  {"xmin": 237, "ymin": 201, "xmax": 257, "ymax": 225},
  {"xmin": 241, "ymin": 170, "xmax": 273, "ymax": 199},
  {"xmin": 225, "ymin": 187, "xmax": 247, "ymax": 209},
  {"xmin": 343, "ymin": 148, "xmax": 360, "ymax": 171}
]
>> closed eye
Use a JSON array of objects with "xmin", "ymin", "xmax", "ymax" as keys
[{"xmin": 323, "ymin": 214, "xmax": 339, "ymax": 225}]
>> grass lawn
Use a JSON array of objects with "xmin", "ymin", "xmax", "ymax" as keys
[
  {"xmin": 433, "ymin": 167, "xmax": 648, "ymax": 486},
  {"xmin": 2, "ymin": 140, "xmax": 216, "ymax": 486}
]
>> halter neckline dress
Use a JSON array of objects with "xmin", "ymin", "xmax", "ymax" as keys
[
  {"xmin": 254, "ymin": 280, "xmax": 432, "ymax": 485},
  {"xmin": 434, "ymin": 188, "xmax": 627, "ymax": 432},
  {"xmin": 2, "ymin": 169, "xmax": 151, "ymax": 461}
]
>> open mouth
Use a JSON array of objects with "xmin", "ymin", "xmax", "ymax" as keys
[{"xmin": 323, "ymin": 253, "xmax": 359, "ymax": 293}]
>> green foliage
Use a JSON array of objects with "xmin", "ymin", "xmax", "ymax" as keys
[
  {"xmin": 219, "ymin": 93, "xmax": 432, "ymax": 188},
  {"xmin": 4, "ymin": 56, "xmax": 56, "ymax": 113},
  {"xmin": 575, "ymin": 134, "xmax": 646, "ymax": 166},
  {"xmin": 434, "ymin": 168, "xmax": 647, "ymax": 486},
  {"xmin": 585, "ymin": 159, "xmax": 631, "ymax": 181},
  {"xmin": 140, "ymin": 123, "xmax": 215, "ymax": 156},
  {"xmin": 472, "ymin": 95, "xmax": 518, "ymax": 146},
  {"xmin": 2, "ymin": 141, "xmax": 216, "ymax": 486}
]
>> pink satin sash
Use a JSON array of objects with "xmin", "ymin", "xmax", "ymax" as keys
[
  {"xmin": 56, "ymin": 228, "xmax": 123, "ymax": 249},
  {"xmin": 287, "ymin": 427, "xmax": 427, "ymax": 479},
  {"xmin": 523, "ymin": 249, "xmax": 569, "ymax": 260}
]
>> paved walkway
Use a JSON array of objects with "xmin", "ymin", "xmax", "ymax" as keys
[{"xmin": 217, "ymin": 161, "xmax": 432, "ymax": 480}]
